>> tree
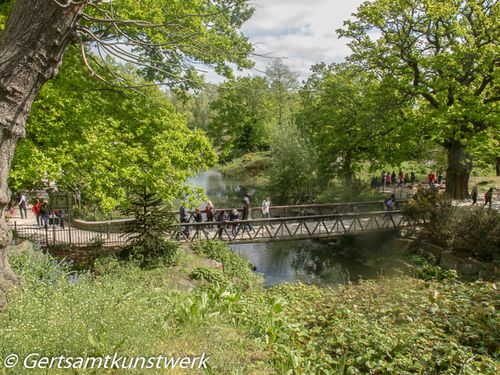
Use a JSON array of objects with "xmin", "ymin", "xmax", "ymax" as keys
[
  {"xmin": 267, "ymin": 120, "xmax": 318, "ymax": 204},
  {"xmin": 265, "ymin": 59, "xmax": 300, "ymax": 127},
  {"xmin": 297, "ymin": 63, "xmax": 425, "ymax": 186},
  {"xmin": 339, "ymin": 0, "xmax": 499, "ymax": 199},
  {"xmin": 209, "ymin": 76, "xmax": 273, "ymax": 159},
  {"xmin": 0, "ymin": 0, "xmax": 254, "ymax": 306},
  {"xmin": 9, "ymin": 48, "xmax": 216, "ymax": 211},
  {"xmin": 120, "ymin": 188, "xmax": 178, "ymax": 268}
]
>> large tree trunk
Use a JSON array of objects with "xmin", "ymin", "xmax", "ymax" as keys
[
  {"xmin": 444, "ymin": 141, "xmax": 472, "ymax": 199},
  {"xmin": 0, "ymin": 0, "xmax": 85, "ymax": 308},
  {"xmin": 496, "ymin": 157, "xmax": 500, "ymax": 177}
]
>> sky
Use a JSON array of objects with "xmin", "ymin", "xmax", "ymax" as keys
[{"xmin": 236, "ymin": 0, "xmax": 365, "ymax": 83}]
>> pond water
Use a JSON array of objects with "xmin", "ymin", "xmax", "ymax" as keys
[{"xmin": 188, "ymin": 169, "xmax": 404, "ymax": 287}]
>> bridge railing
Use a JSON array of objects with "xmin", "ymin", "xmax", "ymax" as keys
[
  {"xmin": 171, "ymin": 210, "xmax": 415, "ymax": 244},
  {"xmin": 66, "ymin": 199, "xmax": 410, "ymax": 233},
  {"xmin": 178, "ymin": 199, "xmax": 410, "ymax": 220}
]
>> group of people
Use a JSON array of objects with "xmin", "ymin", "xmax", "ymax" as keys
[
  {"xmin": 5, "ymin": 192, "xmax": 65, "ymax": 229},
  {"xmin": 178, "ymin": 194, "xmax": 272, "ymax": 239},
  {"xmin": 378, "ymin": 170, "xmax": 416, "ymax": 188},
  {"xmin": 471, "ymin": 186, "xmax": 494, "ymax": 207}
]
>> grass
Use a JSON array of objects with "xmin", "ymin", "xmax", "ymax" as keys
[
  {"xmin": 219, "ymin": 151, "xmax": 271, "ymax": 187},
  {"xmin": 1, "ymin": 241, "xmax": 498, "ymax": 374}
]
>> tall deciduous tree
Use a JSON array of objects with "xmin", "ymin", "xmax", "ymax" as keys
[
  {"xmin": 265, "ymin": 59, "xmax": 300, "ymax": 127},
  {"xmin": 297, "ymin": 63, "xmax": 424, "ymax": 186},
  {"xmin": 0, "ymin": 0, "xmax": 254, "ymax": 307},
  {"xmin": 339, "ymin": 0, "xmax": 499, "ymax": 199},
  {"xmin": 9, "ymin": 48, "xmax": 216, "ymax": 211},
  {"xmin": 209, "ymin": 76, "xmax": 273, "ymax": 159}
]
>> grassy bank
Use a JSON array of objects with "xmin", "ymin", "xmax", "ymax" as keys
[
  {"xmin": 218, "ymin": 151, "xmax": 271, "ymax": 187},
  {"xmin": 1, "ymin": 242, "xmax": 498, "ymax": 374}
]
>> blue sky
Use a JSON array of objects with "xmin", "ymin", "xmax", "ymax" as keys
[{"xmin": 237, "ymin": 0, "xmax": 364, "ymax": 82}]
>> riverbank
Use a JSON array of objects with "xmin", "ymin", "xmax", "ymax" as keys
[
  {"xmin": 1, "ymin": 240, "xmax": 498, "ymax": 374},
  {"xmin": 218, "ymin": 151, "xmax": 271, "ymax": 187}
]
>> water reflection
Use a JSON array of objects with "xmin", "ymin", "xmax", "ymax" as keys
[
  {"xmin": 188, "ymin": 169, "xmax": 395, "ymax": 287},
  {"xmin": 186, "ymin": 169, "xmax": 266, "ymax": 209},
  {"xmin": 231, "ymin": 240, "xmax": 381, "ymax": 287}
]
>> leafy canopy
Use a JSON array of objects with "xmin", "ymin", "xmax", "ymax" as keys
[
  {"xmin": 9, "ymin": 48, "xmax": 216, "ymax": 210},
  {"xmin": 338, "ymin": 0, "xmax": 499, "ymax": 148}
]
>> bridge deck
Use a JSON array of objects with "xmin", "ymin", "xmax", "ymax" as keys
[{"xmin": 11, "ymin": 210, "xmax": 412, "ymax": 247}]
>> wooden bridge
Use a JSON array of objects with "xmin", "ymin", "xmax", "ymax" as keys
[
  {"xmin": 10, "ymin": 200, "xmax": 412, "ymax": 247},
  {"xmin": 173, "ymin": 211, "xmax": 411, "ymax": 244}
]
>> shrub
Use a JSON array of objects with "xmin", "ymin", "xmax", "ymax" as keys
[
  {"xmin": 190, "ymin": 267, "xmax": 227, "ymax": 285},
  {"xmin": 191, "ymin": 241, "xmax": 262, "ymax": 288},
  {"xmin": 119, "ymin": 188, "xmax": 178, "ymax": 267},
  {"xmin": 404, "ymin": 190, "xmax": 500, "ymax": 261}
]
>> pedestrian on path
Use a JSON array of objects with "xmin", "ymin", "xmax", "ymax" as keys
[
  {"xmin": 32, "ymin": 199, "xmax": 42, "ymax": 226},
  {"xmin": 18, "ymin": 192, "xmax": 27, "ymax": 219},
  {"xmin": 484, "ymin": 188, "xmax": 493, "ymax": 208},
  {"xmin": 428, "ymin": 172, "xmax": 435, "ymax": 187},
  {"xmin": 471, "ymin": 185, "xmax": 478, "ymax": 205}
]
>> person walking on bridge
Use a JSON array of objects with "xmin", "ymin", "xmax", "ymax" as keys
[
  {"xmin": 384, "ymin": 193, "xmax": 396, "ymax": 219},
  {"xmin": 242, "ymin": 193, "xmax": 254, "ymax": 232},
  {"xmin": 179, "ymin": 204, "xmax": 190, "ymax": 238},
  {"xmin": 229, "ymin": 209, "xmax": 239, "ymax": 237},
  {"xmin": 217, "ymin": 210, "xmax": 228, "ymax": 240},
  {"xmin": 261, "ymin": 196, "xmax": 273, "ymax": 228}
]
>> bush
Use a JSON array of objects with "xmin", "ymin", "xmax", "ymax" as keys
[
  {"xmin": 191, "ymin": 241, "xmax": 262, "ymax": 288},
  {"xmin": 119, "ymin": 189, "xmax": 178, "ymax": 267},
  {"xmin": 190, "ymin": 267, "xmax": 227, "ymax": 285},
  {"xmin": 404, "ymin": 190, "xmax": 500, "ymax": 261}
]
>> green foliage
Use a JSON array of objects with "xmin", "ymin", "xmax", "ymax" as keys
[
  {"xmin": 119, "ymin": 189, "xmax": 178, "ymax": 267},
  {"xmin": 298, "ymin": 63, "xmax": 427, "ymax": 186},
  {"xmin": 3, "ymin": 251, "xmax": 270, "ymax": 374},
  {"xmin": 405, "ymin": 190, "xmax": 500, "ymax": 261},
  {"xmin": 2, "ymin": 246, "xmax": 498, "ymax": 374},
  {"xmin": 339, "ymin": 0, "xmax": 499, "ymax": 193},
  {"xmin": 234, "ymin": 279, "xmax": 499, "ymax": 374},
  {"xmin": 0, "ymin": 0, "xmax": 13, "ymax": 33},
  {"xmin": 190, "ymin": 241, "xmax": 261, "ymax": 288},
  {"xmin": 218, "ymin": 151, "xmax": 271, "ymax": 186},
  {"xmin": 80, "ymin": 0, "xmax": 255, "ymax": 88},
  {"xmin": 190, "ymin": 267, "xmax": 227, "ymax": 285},
  {"xmin": 267, "ymin": 121, "xmax": 319, "ymax": 204},
  {"xmin": 9, "ymin": 48, "xmax": 216, "ymax": 211},
  {"xmin": 209, "ymin": 76, "xmax": 274, "ymax": 160},
  {"xmin": 410, "ymin": 255, "xmax": 460, "ymax": 281},
  {"xmin": 8, "ymin": 244, "xmax": 77, "ymax": 288}
]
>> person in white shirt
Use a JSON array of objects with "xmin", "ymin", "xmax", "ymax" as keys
[
  {"xmin": 261, "ymin": 197, "xmax": 271, "ymax": 218},
  {"xmin": 261, "ymin": 197, "xmax": 273, "ymax": 228},
  {"xmin": 18, "ymin": 193, "xmax": 27, "ymax": 219}
]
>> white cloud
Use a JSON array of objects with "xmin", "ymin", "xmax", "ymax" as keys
[{"xmin": 237, "ymin": 0, "xmax": 364, "ymax": 82}]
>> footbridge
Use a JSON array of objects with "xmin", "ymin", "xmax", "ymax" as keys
[{"xmin": 10, "ymin": 200, "xmax": 412, "ymax": 247}]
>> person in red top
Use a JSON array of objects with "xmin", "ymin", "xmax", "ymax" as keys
[
  {"xmin": 428, "ymin": 172, "xmax": 435, "ymax": 187},
  {"xmin": 484, "ymin": 187, "xmax": 493, "ymax": 208},
  {"xmin": 32, "ymin": 200, "xmax": 42, "ymax": 226}
]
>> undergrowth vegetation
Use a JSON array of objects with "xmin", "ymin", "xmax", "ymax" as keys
[
  {"xmin": 1, "ymin": 242, "xmax": 498, "ymax": 374},
  {"xmin": 404, "ymin": 190, "xmax": 500, "ymax": 261}
]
